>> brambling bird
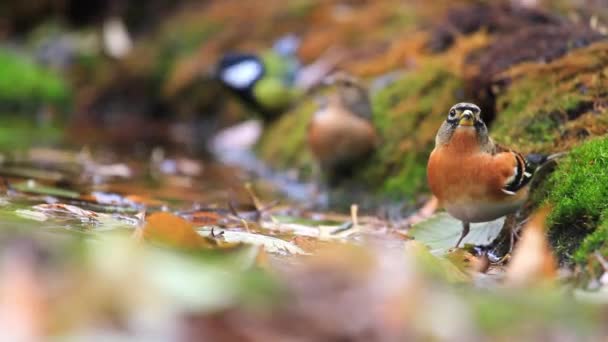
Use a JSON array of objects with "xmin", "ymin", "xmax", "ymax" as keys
[
  {"xmin": 307, "ymin": 72, "xmax": 378, "ymax": 184},
  {"xmin": 216, "ymin": 35, "xmax": 302, "ymax": 120},
  {"xmin": 427, "ymin": 102, "xmax": 534, "ymax": 248}
]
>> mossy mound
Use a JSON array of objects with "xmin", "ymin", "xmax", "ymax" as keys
[
  {"xmin": 491, "ymin": 42, "xmax": 608, "ymax": 155},
  {"xmin": 0, "ymin": 48, "xmax": 70, "ymax": 109},
  {"xmin": 257, "ymin": 60, "xmax": 462, "ymax": 198},
  {"xmin": 428, "ymin": 2, "xmax": 561, "ymax": 52},
  {"xmin": 0, "ymin": 48, "xmax": 70, "ymax": 150},
  {"xmin": 257, "ymin": 34, "xmax": 490, "ymax": 198},
  {"xmin": 537, "ymin": 137, "xmax": 608, "ymax": 264},
  {"xmin": 256, "ymin": 100, "xmax": 316, "ymax": 175},
  {"xmin": 488, "ymin": 43, "xmax": 608, "ymax": 264},
  {"xmin": 576, "ymin": 215, "xmax": 608, "ymax": 265},
  {"xmin": 356, "ymin": 60, "xmax": 463, "ymax": 197},
  {"xmin": 466, "ymin": 24, "xmax": 603, "ymax": 121}
]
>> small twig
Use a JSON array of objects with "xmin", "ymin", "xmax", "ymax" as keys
[
  {"xmin": 351, "ymin": 204, "xmax": 359, "ymax": 228},
  {"xmin": 329, "ymin": 204, "xmax": 360, "ymax": 237},
  {"xmin": 227, "ymin": 200, "xmax": 241, "ymax": 218},
  {"xmin": 211, "ymin": 227, "xmax": 225, "ymax": 239},
  {"xmin": 330, "ymin": 221, "xmax": 354, "ymax": 235},
  {"xmin": 240, "ymin": 218, "xmax": 251, "ymax": 233},
  {"xmin": 244, "ymin": 183, "xmax": 263, "ymax": 212},
  {"xmin": 259, "ymin": 200, "xmax": 280, "ymax": 213}
]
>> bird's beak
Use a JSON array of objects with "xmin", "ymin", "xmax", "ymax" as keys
[{"xmin": 459, "ymin": 110, "xmax": 474, "ymax": 126}]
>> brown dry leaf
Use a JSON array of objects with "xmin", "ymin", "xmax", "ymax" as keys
[
  {"xmin": 254, "ymin": 246, "xmax": 271, "ymax": 271},
  {"xmin": 291, "ymin": 236, "xmax": 323, "ymax": 253},
  {"xmin": 187, "ymin": 211, "xmax": 223, "ymax": 226},
  {"xmin": 470, "ymin": 253, "xmax": 490, "ymax": 274},
  {"xmin": 505, "ymin": 206, "xmax": 557, "ymax": 287},
  {"xmin": 124, "ymin": 195, "xmax": 166, "ymax": 207},
  {"xmin": 143, "ymin": 212, "xmax": 213, "ymax": 250}
]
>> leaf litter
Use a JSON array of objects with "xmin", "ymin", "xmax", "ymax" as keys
[{"xmin": 0, "ymin": 146, "xmax": 605, "ymax": 340}]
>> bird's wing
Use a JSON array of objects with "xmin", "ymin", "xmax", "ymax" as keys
[{"xmin": 494, "ymin": 143, "xmax": 534, "ymax": 195}]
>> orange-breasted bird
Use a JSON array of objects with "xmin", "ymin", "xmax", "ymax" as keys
[
  {"xmin": 427, "ymin": 102, "xmax": 534, "ymax": 248},
  {"xmin": 307, "ymin": 72, "xmax": 378, "ymax": 183}
]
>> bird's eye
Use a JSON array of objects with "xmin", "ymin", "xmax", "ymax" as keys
[{"xmin": 449, "ymin": 109, "xmax": 456, "ymax": 118}]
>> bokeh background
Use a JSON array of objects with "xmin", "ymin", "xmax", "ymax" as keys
[{"xmin": 1, "ymin": 1, "xmax": 608, "ymax": 341}]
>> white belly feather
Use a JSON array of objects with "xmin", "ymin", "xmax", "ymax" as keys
[{"xmin": 445, "ymin": 199, "xmax": 524, "ymax": 223}]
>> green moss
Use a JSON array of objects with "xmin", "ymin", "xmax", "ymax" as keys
[
  {"xmin": 359, "ymin": 61, "xmax": 463, "ymax": 197},
  {"xmin": 285, "ymin": 0, "xmax": 317, "ymax": 18},
  {"xmin": 487, "ymin": 43, "xmax": 608, "ymax": 264},
  {"xmin": 0, "ymin": 116, "xmax": 64, "ymax": 150},
  {"xmin": 256, "ymin": 100, "xmax": 315, "ymax": 174},
  {"xmin": 494, "ymin": 79, "xmax": 581, "ymax": 152},
  {"xmin": 151, "ymin": 20, "xmax": 223, "ymax": 91},
  {"xmin": 0, "ymin": 48, "xmax": 70, "ymax": 108},
  {"xmin": 575, "ymin": 215, "xmax": 608, "ymax": 264},
  {"xmin": 257, "ymin": 60, "xmax": 463, "ymax": 198},
  {"xmin": 492, "ymin": 42, "xmax": 608, "ymax": 154},
  {"xmin": 0, "ymin": 49, "xmax": 70, "ymax": 150},
  {"xmin": 541, "ymin": 137, "xmax": 608, "ymax": 262}
]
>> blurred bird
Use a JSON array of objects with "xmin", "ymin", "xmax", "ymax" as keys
[
  {"xmin": 215, "ymin": 35, "xmax": 303, "ymax": 119},
  {"xmin": 307, "ymin": 72, "xmax": 378, "ymax": 184},
  {"xmin": 427, "ymin": 102, "xmax": 535, "ymax": 248}
]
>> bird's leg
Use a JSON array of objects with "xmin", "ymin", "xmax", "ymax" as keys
[
  {"xmin": 310, "ymin": 163, "xmax": 329, "ymax": 209},
  {"xmin": 455, "ymin": 222, "xmax": 470, "ymax": 248}
]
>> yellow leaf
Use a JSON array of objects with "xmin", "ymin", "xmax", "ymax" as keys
[
  {"xmin": 143, "ymin": 212, "xmax": 211, "ymax": 250},
  {"xmin": 505, "ymin": 206, "xmax": 557, "ymax": 287}
]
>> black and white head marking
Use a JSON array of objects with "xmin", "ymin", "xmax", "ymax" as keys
[
  {"xmin": 436, "ymin": 102, "xmax": 489, "ymax": 146},
  {"xmin": 217, "ymin": 54, "xmax": 264, "ymax": 90}
]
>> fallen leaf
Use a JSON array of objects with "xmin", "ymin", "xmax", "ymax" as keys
[
  {"xmin": 12, "ymin": 180, "xmax": 80, "ymax": 199},
  {"xmin": 17, "ymin": 204, "xmax": 137, "ymax": 230},
  {"xmin": 15, "ymin": 210, "xmax": 48, "ymax": 222},
  {"xmin": 186, "ymin": 211, "xmax": 222, "ymax": 225},
  {"xmin": 197, "ymin": 228, "xmax": 309, "ymax": 255},
  {"xmin": 85, "ymin": 163, "xmax": 132, "ymax": 178},
  {"xmin": 125, "ymin": 195, "xmax": 166, "ymax": 207},
  {"xmin": 409, "ymin": 213, "xmax": 505, "ymax": 255},
  {"xmin": 291, "ymin": 236, "xmax": 322, "ymax": 252},
  {"xmin": 505, "ymin": 206, "xmax": 557, "ymax": 287},
  {"xmin": 254, "ymin": 246, "xmax": 271, "ymax": 270},
  {"xmin": 404, "ymin": 240, "xmax": 470, "ymax": 283},
  {"xmin": 144, "ymin": 212, "xmax": 213, "ymax": 250},
  {"xmin": 470, "ymin": 253, "xmax": 491, "ymax": 274},
  {"xmin": 0, "ymin": 166, "xmax": 66, "ymax": 183}
]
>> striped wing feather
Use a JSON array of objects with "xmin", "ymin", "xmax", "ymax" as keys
[{"xmin": 493, "ymin": 143, "xmax": 534, "ymax": 195}]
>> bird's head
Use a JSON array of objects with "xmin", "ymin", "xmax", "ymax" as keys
[
  {"xmin": 323, "ymin": 71, "xmax": 364, "ymax": 92},
  {"xmin": 322, "ymin": 72, "xmax": 372, "ymax": 119},
  {"xmin": 215, "ymin": 53, "xmax": 265, "ymax": 91},
  {"xmin": 436, "ymin": 102, "xmax": 489, "ymax": 146}
]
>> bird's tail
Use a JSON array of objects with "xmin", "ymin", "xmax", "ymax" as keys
[{"xmin": 525, "ymin": 152, "xmax": 568, "ymax": 168}]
